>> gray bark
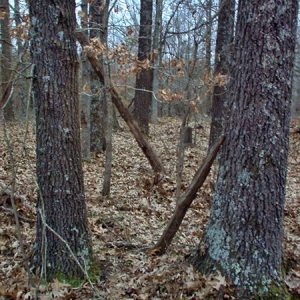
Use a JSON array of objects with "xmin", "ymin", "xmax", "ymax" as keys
[
  {"xmin": 30, "ymin": 0, "xmax": 91, "ymax": 280},
  {"xmin": 191, "ymin": 0, "xmax": 299, "ymax": 298}
]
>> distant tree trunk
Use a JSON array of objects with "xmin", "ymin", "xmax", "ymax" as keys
[
  {"xmin": 151, "ymin": 0, "xmax": 163, "ymax": 123},
  {"xmin": 191, "ymin": 0, "xmax": 298, "ymax": 298},
  {"xmin": 14, "ymin": 0, "xmax": 26, "ymax": 119},
  {"xmin": 133, "ymin": 0, "xmax": 153, "ymax": 135},
  {"xmin": 0, "ymin": 0, "xmax": 13, "ymax": 120},
  {"xmin": 208, "ymin": 0, "xmax": 235, "ymax": 148},
  {"xmin": 102, "ymin": 63, "xmax": 113, "ymax": 196},
  {"xmin": 202, "ymin": 0, "xmax": 213, "ymax": 114},
  {"xmin": 14, "ymin": 0, "xmax": 22, "ymax": 53},
  {"xmin": 90, "ymin": 0, "xmax": 110, "ymax": 153},
  {"xmin": 29, "ymin": 0, "xmax": 92, "ymax": 280},
  {"xmin": 204, "ymin": 0, "xmax": 212, "ymax": 75},
  {"xmin": 80, "ymin": 0, "xmax": 91, "ymax": 160}
]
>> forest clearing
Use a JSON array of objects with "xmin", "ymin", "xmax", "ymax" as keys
[{"xmin": 0, "ymin": 118, "xmax": 299, "ymax": 299}]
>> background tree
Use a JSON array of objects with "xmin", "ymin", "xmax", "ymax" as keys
[
  {"xmin": 90, "ymin": 0, "xmax": 110, "ymax": 153},
  {"xmin": 0, "ymin": 0, "xmax": 13, "ymax": 120},
  {"xmin": 208, "ymin": 0, "xmax": 235, "ymax": 148},
  {"xmin": 151, "ymin": 0, "xmax": 163, "ymax": 123},
  {"xmin": 80, "ymin": 0, "xmax": 91, "ymax": 160},
  {"xmin": 133, "ymin": 0, "xmax": 153, "ymax": 135},
  {"xmin": 191, "ymin": 0, "xmax": 299, "ymax": 298},
  {"xmin": 29, "ymin": 0, "xmax": 91, "ymax": 280}
]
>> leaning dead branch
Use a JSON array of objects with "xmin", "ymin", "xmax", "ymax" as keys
[
  {"xmin": 76, "ymin": 31, "xmax": 165, "ymax": 174},
  {"xmin": 152, "ymin": 136, "xmax": 225, "ymax": 255}
]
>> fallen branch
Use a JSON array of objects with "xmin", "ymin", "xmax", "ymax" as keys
[
  {"xmin": 76, "ymin": 31, "xmax": 165, "ymax": 174},
  {"xmin": 151, "ymin": 136, "xmax": 225, "ymax": 255}
]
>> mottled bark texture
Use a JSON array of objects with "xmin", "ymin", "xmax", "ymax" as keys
[
  {"xmin": 90, "ymin": 0, "xmax": 110, "ymax": 153},
  {"xmin": 208, "ymin": 0, "xmax": 234, "ymax": 149},
  {"xmin": 0, "ymin": 0, "xmax": 13, "ymax": 120},
  {"xmin": 133, "ymin": 0, "xmax": 153, "ymax": 135},
  {"xmin": 192, "ymin": 0, "xmax": 298, "ymax": 298},
  {"xmin": 29, "ymin": 0, "xmax": 91, "ymax": 280}
]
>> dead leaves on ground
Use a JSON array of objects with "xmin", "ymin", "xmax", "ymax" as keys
[{"xmin": 0, "ymin": 118, "xmax": 299, "ymax": 299}]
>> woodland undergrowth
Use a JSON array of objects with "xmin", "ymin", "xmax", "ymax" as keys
[{"xmin": 0, "ymin": 118, "xmax": 299, "ymax": 299}]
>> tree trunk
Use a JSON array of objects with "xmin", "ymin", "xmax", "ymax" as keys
[
  {"xmin": 208, "ymin": 0, "xmax": 235, "ymax": 149},
  {"xmin": 102, "ymin": 63, "xmax": 113, "ymax": 196},
  {"xmin": 90, "ymin": 0, "xmax": 110, "ymax": 153},
  {"xmin": 14, "ymin": 0, "xmax": 27, "ymax": 120},
  {"xmin": 0, "ymin": 0, "xmax": 13, "ymax": 120},
  {"xmin": 191, "ymin": 0, "xmax": 298, "ymax": 298},
  {"xmin": 151, "ymin": 0, "xmax": 163, "ymax": 123},
  {"xmin": 80, "ymin": 0, "xmax": 91, "ymax": 160},
  {"xmin": 202, "ymin": 0, "xmax": 213, "ymax": 114},
  {"xmin": 133, "ymin": 0, "xmax": 153, "ymax": 135},
  {"xmin": 29, "ymin": 0, "xmax": 92, "ymax": 280}
]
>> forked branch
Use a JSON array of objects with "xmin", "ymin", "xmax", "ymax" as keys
[{"xmin": 152, "ymin": 136, "xmax": 225, "ymax": 255}]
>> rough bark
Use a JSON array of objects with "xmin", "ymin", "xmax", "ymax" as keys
[
  {"xmin": 76, "ymin": 32, "xmax": 165, "ymax": 174},
  {"xmin": 208, "ymin": 0, "xmax": 235, "ymax": 149},
  {"xmin": 29, "ymin": 0, "xmax": 91, "ymax": 280},
  {"xmin": 0, "ymin": 0, "xmax": 13, "ymax": 120},
  {"xmin": 153, "ymin": 136, "xmax": 225, "ymax": 255},
  {"xmin": 191, "ymin": 0, "xmax": 299, "ymax": 298},
  {"xmin": 133, "ymin": 0, "xmax": 153, "ymax": 135}
]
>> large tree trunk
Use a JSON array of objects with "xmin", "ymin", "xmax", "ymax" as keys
[
  {"xmin": 29, "ymin": 0, "xmax": 91, "ymax": 280},
  {"xmin": 208, "ymin": 0, "xmax": 235, "ymax": 149},
  {"xmin": 133, "ymin": 0, "xmax": 153, "ymax": 135},
  {"xmin": 191, "ymin": 0, "xmax": 298, "ymax": 298},
  {"xmin": 0, "ymin": 0, "xmax": 13, "ymax": 120}
]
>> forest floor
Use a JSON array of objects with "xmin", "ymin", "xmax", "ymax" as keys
[{"xmin": 0, "ymin": 117, "xmax": 299, "ymax": 300}]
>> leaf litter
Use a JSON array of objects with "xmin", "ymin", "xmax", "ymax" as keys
[{"xmin": 0, "ymin": 117, "xmax": 299, "ymax": 299}]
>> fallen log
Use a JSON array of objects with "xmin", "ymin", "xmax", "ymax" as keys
[
  {"xmin": 76, "ymin": 31, "xmax": 165, "ymax": 174},
  {"xmin": 151, "ymin": 136, "xmax": 225, "ymax": 255}
]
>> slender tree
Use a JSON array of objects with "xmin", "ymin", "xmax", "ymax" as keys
[
  {"xmin": 191, "ymin": 0, "xmax": 299, "ymax": 298},
  {"xmin": 80, "ymin": 0, "xmax": 91, "ymax": 160},
  {"xmin": 89, "ymin": 0, "xmax": 110, "ymax": 153},
  {"xmin": 0, "ymin": 0, "xmax": 13, "ymax": 120},
  {"xmin": 29, "ymin": 0, "xmax": 92, "ymax": 280},
  {"xmin": 151, "ymin": 0, "xmax": 163, "ymax": 123},
  {"xmin": 208, "ymin": 0, "xmax": 235, "ymax": 148},
  {"xmin": 133, "ymin": 0, "xmax": 153, "ymax": 135}
]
